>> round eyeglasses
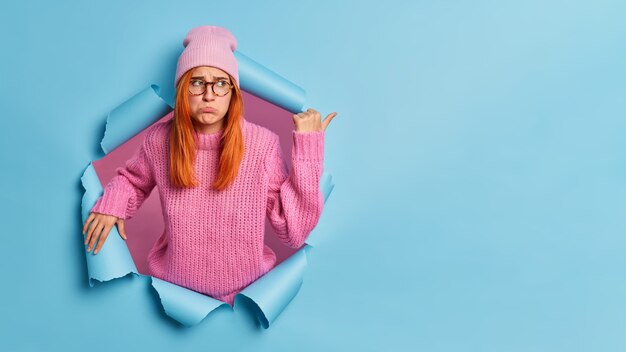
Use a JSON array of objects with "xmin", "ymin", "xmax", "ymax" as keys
[{"xmin": 188, "ymin": 79, "xmax": 233, "ymax": 97}]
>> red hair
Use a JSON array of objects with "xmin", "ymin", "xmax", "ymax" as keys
[{"xmin": 169, "ymin": 69, "xmax": 245, "ymax": 191}]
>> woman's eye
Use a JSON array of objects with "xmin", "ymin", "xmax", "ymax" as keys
[
  {"xmin": 217, "ymin": 81, "xmax": 228, "ymax": 87},
  {"xmin": 191, "ymin": 80, "xmax": 203, "ymax": 86}
]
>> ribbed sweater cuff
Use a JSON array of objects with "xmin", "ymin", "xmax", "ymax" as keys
[
  {"xmin": 292, "ymin": 130, "xmax": 324, "ymax": 162},
  {"xmin": 90, "ymin": 186, "xmax": 131, "ymax": 219}
]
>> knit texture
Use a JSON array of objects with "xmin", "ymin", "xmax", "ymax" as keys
[
  {"xmin": 91, "ymin": 117, "xmax": 324, "ymax": 305},
  {"xmin": 175, "ymin": 26, "xmax": 239, "ymax": 88}
]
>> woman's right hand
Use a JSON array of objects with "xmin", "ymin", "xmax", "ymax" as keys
[{"xmin": 82, "ymin": 212, "xmax": 127, "ymax": 255}]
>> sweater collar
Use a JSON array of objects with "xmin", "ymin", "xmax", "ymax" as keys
[
  {"xmin": 194, "ymin": 128, "xmax": 223, "ymax": 150},
  {"xmin": 193, "ymin": 119, "xmax": 246, "ymax": 150}
]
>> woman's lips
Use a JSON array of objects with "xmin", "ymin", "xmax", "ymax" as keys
[{"xmin": 201, "ymin": 108, "xmax": 216, "ymax": 113}]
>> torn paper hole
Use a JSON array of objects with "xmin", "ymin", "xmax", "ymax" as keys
[{"xmin": 80, "ymin": 52, "xmax": 335, "ymax": 328}]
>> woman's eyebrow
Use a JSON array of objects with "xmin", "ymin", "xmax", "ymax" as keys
[{"xmin": 191, "ymin": 76, "xmax": 228, "ymax": 81}]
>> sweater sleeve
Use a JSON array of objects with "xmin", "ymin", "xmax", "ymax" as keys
[
  {"xmin": 265, "ymin": 131, "xmax": 325, "ymax": 248},
  {"xmin": 90, "ymin": 140, "xmax": 157, "ymax": 220}
]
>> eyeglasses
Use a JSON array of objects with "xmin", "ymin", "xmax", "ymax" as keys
[{"xmin": 188, "ymin": 79, "xmax": 233, "ymax": 97}]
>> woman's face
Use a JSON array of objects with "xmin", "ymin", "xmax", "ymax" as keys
[{"xmin": 187, "ymin": 66, "xmax": 233, "ymax": 133}]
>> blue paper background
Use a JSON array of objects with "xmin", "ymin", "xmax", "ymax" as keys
[{"xmin": 2, "ymin": 0, "xmax": 626, "ymax": 351}]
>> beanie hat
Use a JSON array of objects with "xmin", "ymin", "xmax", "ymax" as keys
[{"xmin": 175, "ymin": 26, "xmax": 239, "ymax": 88}]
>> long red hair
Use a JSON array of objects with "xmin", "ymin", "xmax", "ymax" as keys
[{"xmin": 169, "ymin": 69, "xmax": 245, "ymax": 191}]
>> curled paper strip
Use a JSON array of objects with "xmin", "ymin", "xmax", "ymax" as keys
[
  {"xmin": 81, "ymin": 163, "xmax": 138, "ymax": 286},
  {"xmin": 100, "ymin": 84, "xmax": 172, "ymax": 154},
  {"xmin": 81, "ymin": 54, "xmax": 334, "ymax": 328},
  {"xmin": 146, "ymin": 245, "xmax": 313, "ymax": 327},
  {"xmin": 320, "ymin": 172, "xmax": 335, "ymax": 204},
  {"xmin": 236, "ymin": 51, "xmax": 306, "ymax": 113},
  {"xmin": 150, "ymin": 276, "xmax": 226, "ymax": 326},
  {"xmin": 236, "ymin": 245, "xmax": 311, "ymax": 328}
]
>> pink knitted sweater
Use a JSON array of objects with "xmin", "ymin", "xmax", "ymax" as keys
[{"xmin": 90, "ymin": 117, "xmax": 324, "ymax": 305}]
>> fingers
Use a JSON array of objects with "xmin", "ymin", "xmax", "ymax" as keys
[
  {"xmin": 296, "ymin": 108, "xmax": 319, "ymax": 118},
  {"xmin": 86, "ymin": 222, "xmax": 104, "ymax": 252},
  {"xmin": 85, "ymin": 215, "xmax": 100, "ymax": 246},
  {"xmin": 93, "ymin": 224, "xmax": 112, "ymax": 255},
  {"xmin": 84, "ymin": 213, "xmax": 118, "ymax": 254},
  {"xmin": 322, "ymin": 112, "xmax": 338, "ymax": 130},
  {"xmin": 117, "ymin": 219, "xmax": 127, "ymax": 240},
  {"xmin": 306, "ymin": 108, "xmax": 320, "ymax": 118},
  {"xmin": 293, "ymin": 108, "xmax": 337, "ymax": 132},
  {"xmin": 292, "ymin": 109, "xmax": 320, "ymax": 123},
  {"xmin": 82, "ymin": 212, "xmax": 95, "ymax": 235}
]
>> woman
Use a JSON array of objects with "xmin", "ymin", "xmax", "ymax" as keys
[{"xmin": 81, "ymin": 26, "xmax": 337, "ymax": 305}]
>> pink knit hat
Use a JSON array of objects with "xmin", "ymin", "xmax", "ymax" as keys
[{"xmin": 175, "ymin": 26, "xmax": 239, "ymax": 88}]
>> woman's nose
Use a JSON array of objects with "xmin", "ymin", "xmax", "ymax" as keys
[{"xmin": 203, "ymin": 87, "xmax": 216, "ymax": 100}]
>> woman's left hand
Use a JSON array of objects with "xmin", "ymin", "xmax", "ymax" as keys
[{"xmin": 293, "ymin": 108, "xmax": 337, "ymax": 133}]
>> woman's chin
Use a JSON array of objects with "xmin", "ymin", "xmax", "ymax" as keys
[
  {"xmin": 192, "ymin": 117, "xmax": 224, "ymax": 129},
  {"xmin": 195, "ymin": 114, "xmax": 219, "ymax": 123}
]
